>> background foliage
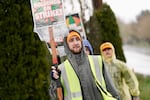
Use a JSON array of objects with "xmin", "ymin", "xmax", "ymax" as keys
[
  {"xmin": 136, "ymin": 74, "xmax": 150, "ymax": 100},
  {"xmin": 86, "ymin": 3, "xmax": 126, "ymax": 62},
  {"xmin": 118, "ymin": 10, "xmax": 150, "ymax": 47},
  {"xmin": 0, "ymin": 0, "xmax": 51, "ymax": 99}
]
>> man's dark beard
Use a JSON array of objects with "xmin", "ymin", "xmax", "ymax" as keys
[{"xmin": 70, "ymin": 48, "xmax": 82, "ymax": 54}]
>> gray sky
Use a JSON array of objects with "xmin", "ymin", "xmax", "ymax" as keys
[{"xmin": 103, "ymin": 0, "xmax": 150, "ymax": 23}]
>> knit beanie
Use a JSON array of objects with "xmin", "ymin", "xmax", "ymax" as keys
[{"xmin": 67, "ymin": 30, "xmax": 81, "ymax": 43}]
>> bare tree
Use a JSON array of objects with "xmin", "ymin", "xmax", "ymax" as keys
[{"xmin": 92, "ymin": 0, "xmax": 103, "ymax": 10}]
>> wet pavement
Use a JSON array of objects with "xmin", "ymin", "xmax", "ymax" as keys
[{"xmin": 123, "ymin": 45, "xmax": 150, "ymax": 75}]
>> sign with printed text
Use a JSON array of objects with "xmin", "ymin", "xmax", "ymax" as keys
[
  {"xmin": 30, "ymin": 0, "xmax": 67, "ymax": 42},
  {"xmin": 30, "ymin": 0, "xmax": 64, "ymax": 28},
  {"xmin": 30, "ymin": 0, "xmax": 67, "ymax": 56}
]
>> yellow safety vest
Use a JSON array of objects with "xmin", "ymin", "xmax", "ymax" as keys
[{"xmin": 61, "ymin": 55, "xmax": 117, "ymax": 100}]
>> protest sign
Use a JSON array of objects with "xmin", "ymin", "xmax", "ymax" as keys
[
  {"xmin": 65, "ymin": 13, "xmax": 87, "ymax": 39},
  {"xmin": 30, "ymin": 0, "xmax": 64, "ymax": 28},
  {"xmin": 30, "ymin": 0, "xmax": 68, "ymax": 57}
]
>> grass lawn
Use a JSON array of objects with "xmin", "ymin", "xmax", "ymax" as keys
[{"xmin": 136, "ymin": 73, "xmax": 150, "ymax": 100}]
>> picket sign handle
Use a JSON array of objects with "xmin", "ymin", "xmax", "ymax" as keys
[{"xmin": 49, "ymin": 27, "xmax": 63, "ymax": 100}]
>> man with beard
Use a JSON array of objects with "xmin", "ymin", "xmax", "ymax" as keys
[{"xmin": 51, "ymin": 30, "xmax": 120, "ymax": 100}]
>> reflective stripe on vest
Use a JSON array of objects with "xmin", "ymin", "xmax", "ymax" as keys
[
  {"xmin": 88, "ymin": 55, "xmax": 106, "ymax": 88},
  {"xmin": 88, "ymin": 55, "xmax": 117, "ymax": 100},
  {"xmin": 61, "ymin": 60, "xmax": 82, "ymax": 100}
]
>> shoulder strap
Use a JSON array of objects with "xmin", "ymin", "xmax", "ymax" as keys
[{"xmin": 88, "ymin": 55, "xmax": 117, "ymax": 100}]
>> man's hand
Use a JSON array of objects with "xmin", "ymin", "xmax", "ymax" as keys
[
  {"xmin": 51, "ymin": 66, "xmax": 61, "ymax": 80},
  {"xmin": 132, "ymin": 96, "xmax": 140, "ymax": 100}
]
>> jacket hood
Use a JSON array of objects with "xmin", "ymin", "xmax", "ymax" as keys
[
  {"xmin": 63, "ymin": 36, "xmax": 102, "ymax": 100},
  {"xmin": 83, "ymin": 39, "xmax": 94, "ymax": 55},
  {"xmin": 63, "ymin": 35, "xmax": 86, "ymax": 62},
  {"xmin": 100, "ymin": 42, "xmax": 116, "ymax": 63}
]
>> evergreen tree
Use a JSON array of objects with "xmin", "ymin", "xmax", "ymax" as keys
[
  {"xmin": 87, "ymin": 3, "xmax": 126, "ymax": 62},
  {"xmin": 0, "ymin": 0, "xmax": 51, "ymax": 99}
]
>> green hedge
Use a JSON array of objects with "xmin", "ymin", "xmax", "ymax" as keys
[
  {"xmin": 0, "ymin": 0, "xmax": 51, "ymax": 99},
  {"xmin": 86, "ymin": 3, "xmax": 126, "ymax": 62}
]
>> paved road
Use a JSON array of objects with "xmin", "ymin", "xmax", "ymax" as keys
[{"xmin": 123, "ymin": 45, "xmax": 150, "ymax": 75}]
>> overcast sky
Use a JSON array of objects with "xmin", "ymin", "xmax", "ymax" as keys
[{"xmin": 103, "ymin": 0, "xmax": 150, "ymax": 23}]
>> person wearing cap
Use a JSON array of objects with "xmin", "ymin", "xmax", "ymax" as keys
[
  {"xmin": 100, "ymin": 42, "xmax": 140, "ymax": 100},
  {"xmin": 83, "ymin": 39, "xmax": 94, "ymax": 55},
  {"xmin": 51, "ymin": 30, "xmax": 120, "ymax": 100}
]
